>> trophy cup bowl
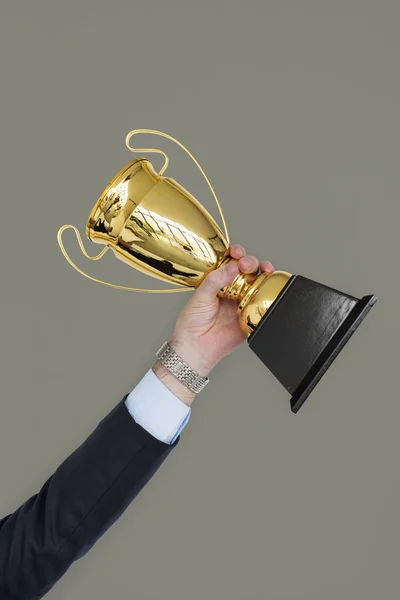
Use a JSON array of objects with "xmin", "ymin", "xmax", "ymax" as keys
[{"xmin": 86, "ymin": 156, "xmax": 294, "ymax": 337}]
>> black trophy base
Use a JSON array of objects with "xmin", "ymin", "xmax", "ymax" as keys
[{"xmin": 248, "ymin": 275, "xmax": 377, "ymax": 413}]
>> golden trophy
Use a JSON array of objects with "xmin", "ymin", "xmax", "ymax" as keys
[{"xmin": 58, "ymin": 129, "xmax": 376, "ymax": 412}]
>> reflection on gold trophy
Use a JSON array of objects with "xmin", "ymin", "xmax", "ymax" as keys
[
  {"xmin": 58, "ymin": 129, "xmax": 376, "ymax": 413},
  {"xmin": 58, "ymin": 129, "xmax": 291, "ymax": 336}
]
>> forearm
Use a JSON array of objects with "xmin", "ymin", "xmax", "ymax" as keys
[{"xmin": 0, "ymin": 397, "xmax": 177, "ymax": 600}]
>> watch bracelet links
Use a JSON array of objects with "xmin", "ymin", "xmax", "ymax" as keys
[{"xmin": 156, "ymin": 341, "xmax": 209, "ymax": 394}]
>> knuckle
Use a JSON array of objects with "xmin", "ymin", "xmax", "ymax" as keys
[{"xmin": 206, "ymin": 270, "xmax": 220, "ymax": 284}]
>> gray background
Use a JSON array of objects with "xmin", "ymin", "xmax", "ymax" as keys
[{"xmin": 0, "ymin": 1, "xmax": 398, "ymax": 599}]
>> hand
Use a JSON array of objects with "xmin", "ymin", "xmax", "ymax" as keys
[{"xmin": 153, "ymin": 245, "xmax": 274, "ymax": 405}]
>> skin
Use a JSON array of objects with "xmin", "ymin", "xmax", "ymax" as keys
[{"xmin": 153, "ymin": 244, "xmax": 274, "ymax": 406}]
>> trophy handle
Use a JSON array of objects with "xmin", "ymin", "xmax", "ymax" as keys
[
  {"xmin": 125, "ymin": 128, "xmax": 230, "ymax": 243},
  {"xmin": 56, "ymin": 224, "xmax": 193, "ymax": 294}
]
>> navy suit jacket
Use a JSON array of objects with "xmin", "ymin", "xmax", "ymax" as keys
[{"xmin": 0, "ymin": 397, "xmax": 178, "ymax": 599}]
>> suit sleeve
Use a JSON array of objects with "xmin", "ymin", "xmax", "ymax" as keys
[{"xmin": 0, "ymin": 395, "xmax": 179, "ymax": 600}]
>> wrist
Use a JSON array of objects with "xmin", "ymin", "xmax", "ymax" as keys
[
  {"xmin": 152, "ymin": 361, "xmax": 196, "ymax": 407},
  {"xmin": 169, "ymin": 336, "xmax": 213, "ymax": 378}
]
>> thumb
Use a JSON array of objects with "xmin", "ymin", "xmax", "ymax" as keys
[{"xmin": 194, "ymin": 262, "xmax": 239, "ymax": 304}]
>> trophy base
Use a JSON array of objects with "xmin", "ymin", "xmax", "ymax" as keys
[{"xmin": 248, "ymin": 275, "xmax": 377, "ymax": 413}]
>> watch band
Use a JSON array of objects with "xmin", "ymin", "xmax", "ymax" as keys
[{"xmin": 156, "ymin": 341, "xmax": 209, "ymax": 394}]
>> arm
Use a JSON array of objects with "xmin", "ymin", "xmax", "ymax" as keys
[
  {"xmin": 0, "ymin": 246, "xmax": 273, "ymax": 600},
  {"xmin": 0, "ymin": 397, "xmax": 176, "ymax": 600}
]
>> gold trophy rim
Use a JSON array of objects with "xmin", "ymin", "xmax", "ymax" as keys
[{"xmin": 85, "ymin": 157, "xmax": 147, "ymax": 241}]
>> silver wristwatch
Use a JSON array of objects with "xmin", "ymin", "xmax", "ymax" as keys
[{"xmin": 156, "ymin": 341, "xmax": 209, "ymax": 394}]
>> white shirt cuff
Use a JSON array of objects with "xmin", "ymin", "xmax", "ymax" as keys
[{"xmin": 125, "ymin": 369, "xmax": 191, "ymax": 445}]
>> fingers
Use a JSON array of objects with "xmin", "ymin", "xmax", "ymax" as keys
[
  {"xmin": 194, "ymin": 244, "xmax": 275, "ymax": 305},
  {"xmin": 230, "ymin": 243, "xmax": 275, "ymax": 275},
  {"xmin": 260, "ymin": 260, "xmax": 274, "ymax": 274},
  {"xmin": 230, "ymin": 244, "xmax": 246, "ymax": 260},
  {"xmin": 238, "ymin": 255, "xmax": 259, "ymax": 274},
  {"xmin": 194, "ymin": 262, "xmax": 239, "ymax": 304}
]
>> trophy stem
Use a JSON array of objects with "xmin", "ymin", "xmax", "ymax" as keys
[
  {"xmin": 217, "ymin": 257, "xmax": 260, "ymax": 303},
  {"xmin": 218, "ymin": 263, "xmax": 293, "ymax": 337}
]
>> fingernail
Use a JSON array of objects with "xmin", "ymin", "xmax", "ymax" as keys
[
  {"xmin": 232, "ymin": 244, "xmax": 245, "ymax": 256},
  {"xmin": 240, "ymin": 258, "xmax": 251, "ymax": 269}
]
